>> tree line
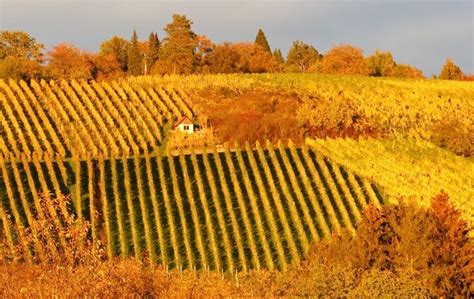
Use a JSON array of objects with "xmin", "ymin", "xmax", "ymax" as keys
[{"xmin": 0, "ymin": 14, "xmax": 469, "ymax": 81}]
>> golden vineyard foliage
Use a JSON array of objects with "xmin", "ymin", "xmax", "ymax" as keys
[
  {"xmin": 307, "ymin": 137, "xmax": 474, "ymax": 227},
  {"xmin": 133, "ymin": 73, "xmax": 473, "ymax": 146},
  {"xmin": 0, "ymin": 141, "xmax": 384, "ymax": 271},
  {"xmin": 0, "ymin": 78, "xmax": 193, "ymax": 160},
  {"xmin": 1, "ymin": 74, "xmax": 472, "ymax": 160}
]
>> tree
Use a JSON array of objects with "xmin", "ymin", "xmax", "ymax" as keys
[
  {"xmin": 145, "ymin": 32, "xmax": 160, "ymax": 73},
  {"xmin": 0, "ymin": 31, "xmax": 44, "ymax": 61},
  {"xmin": 0, "ymin": 56, "xmax": 43, "ymax": 80},
  {"xmin": 273, "ymin": 48, "xmax": 284, "ymax": 71},
  {"xmin": 273, "ymin": 48, "xmax": 284, "ymax": 64},
  {"xmin": 318, "ymin": 44, "xmax": 369, "ymax": 75},
  {"xmin": 99, "ymin": 35, "xmax": 129, "ymax": 72},
  {"xmin": 127, "ymin": 30, "xmax": 143, "ymax": 76},
  {"xmin": 203, "ymin": 42, "xmax": 275, "ymax": 74},
  {"xmin": 254, "ymin": 29, "xmax": 271, "ymax": 54},
  {"xmin": 203, "ymin": 43, "xmax": 240, "ymax": 73},
  {"xmin": 248, "ymin": 45, "xmax": 277, "ymax": 73},
  {"xmin": 285, "ymin": 41, "xmax": 320, "ymax": 72},
  {"xmin": 391, "ymin": 64, "xmax": 424, "ymax": 79},
  {"xmin": 195, "ymin": 35, "xmax": 214, "ymax": 73},
  {"xmin": 439, "ymin": 58, "xmax": 464, "ymax": 80},
  {"xmin": 310, "ymin": 192, "xmax": 473, "ymax": 297},
  {"xmin": 47, "ymin": 43, "xmax": 91, "ymax": 80},
  {"xmin": 88, "ymin": 53, "xmax": 124, "ymax": 80},
  {"xmin": 152, "ymin": 14, "xmax": 198, "ymax": 75},
  {"xmin": 367, "ymin": 50, "xmax": 395, "ymax": 77}
]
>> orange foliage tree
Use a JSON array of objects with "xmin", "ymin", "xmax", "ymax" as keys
[
  {"xmin": 391, "ymin": 64, "xmax": 424, "ymax": 79},
  {"xmin": 88, "ymin": 53, "xmax": 124, "ymax": 80},
  {"xmin": 47, "ymin": 43, "xmax": 92, "ymax": 80},
  {"xmin": 317, "ymin": 44, "xmax": 369, "ymax": 75},
  {"xmin": 203, "ymin": 42, "xmax": 276, "ymax": 74},
  {"xmin": 311, "ymin": 192, "xmax": 473, "ymax": 297}
]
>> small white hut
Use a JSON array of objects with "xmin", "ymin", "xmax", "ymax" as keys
[{"xmin": 173, "ymin": 116, "xmax": 195, "ymax": 133}]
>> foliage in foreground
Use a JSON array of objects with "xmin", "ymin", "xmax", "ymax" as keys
[{"xmin": 0, "ymin": 192, "xmax": 471, "ymax": 297}]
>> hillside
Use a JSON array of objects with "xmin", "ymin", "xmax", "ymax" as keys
[
  {"xmin": 307, "ymin": 137, "xmax": 474, "ymax": 225},
  {"xmin": 0, "ymin": 141, "xmax": 383, "ymax": 271},
  {"xmin": 1, "ymin": 74, "xmax": 473, "ymax": 161}
]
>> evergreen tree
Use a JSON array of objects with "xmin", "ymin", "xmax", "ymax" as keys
[
  {"xmin": 439, "ymin": 58, "xmax": 464, "ymax": 80},
  {"xmin": 153, "ymin": 14, "xmax": 198, "ymax": 75},
  {"xmin": 127, "ymin": 30, "xmax": 143, "ymax": 76},
  {"xmin": 255, "ymin": 29, "xmax": 271, "ymax": 54},
  {"xmin": 146, "ymin": 32, "xmax": 160, "ymax": 72}
]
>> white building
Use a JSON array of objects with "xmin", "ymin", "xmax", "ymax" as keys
[{"xmin": 173, "ymin": 116, "xmax": 195, "ymax": 133}]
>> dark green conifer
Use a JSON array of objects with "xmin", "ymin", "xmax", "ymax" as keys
[
  {"xmin": 127, "ymin": 30, "xmax": 143, "ymax": 76},
  {"xmin": 146, "ymin": 32, "xmax": 160, "ymax": 71},
  {"xmin": 255, "ymin": 29, "xmax": 271, "ymax": 54}
]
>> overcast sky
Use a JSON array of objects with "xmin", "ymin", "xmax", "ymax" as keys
[{"xmin": 1, "ymin": 0, "xmax": 472, "ymax": 76}]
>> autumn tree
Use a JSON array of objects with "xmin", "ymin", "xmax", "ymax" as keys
[
  {"xmin": 439, "ymin": 58, "xmax": 464, "ymax": 80},
  {"xmin": 367, "ymin": 50, "xmax": 395, "ymax": 77},
  {"xmin": 88, "ymin": 53, "xmax": 124, "ymax": 80},
  {"xmin": 195, "ymin": 35, "xmax": 214, "ymax": 73},
  {"xmin": 0, "ymin": 56, "xmax": 43, "ymax": 80},
  {"xmin": 127, "ymin": 30, "xmax": 143, "ymax": 76},
  {"xmin": 273, "ymin": 48, "xmax": 284, "ymax": 71},
  {"xmin": 254, "ymin": 28, "xmax": 271, "ymax": 54},
  {"xmin": 145, "ymin": 32, "xmax": 160, "ymax": 73},
  {"xmin": 285, "ymin": 41, "xmax": 320, "ymax": 72},
  {"xmin": 391, "ymin": 64, "xmax": 424, "ymax": 79},
  {"xmin": 203, "ymin": 43, "xmax": 239, "ymax": 73},
  {"xmin": 318, "ymin": 44, "xmax": 369, "ymax": 75},
  {"xmin": 47, "ymin": 43, "xmax": 91, "ymax": 80},
  {"xmin": 99, "ymin": 35, "xmax": 129, "ymax": 72},
  {"xmin": 311, "ymin": 192, "xmax": 473, "ymax": 297},
  {"xmin": 239, "ymin": 43, "xmax": 276, "ymax": 73},
  {"xmin": 152, "ymin": 14, "xmax": 198, "ymax": 75},
  {"xmin": 0, "ymin": 31, "xmax": 45, "ymax": 80},
  {"xmin": 0, "ymin": 31, "xmax": 44, "ymax": 61}
]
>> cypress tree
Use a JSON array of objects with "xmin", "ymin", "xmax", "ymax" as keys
[
  {"xmin": 146, "ymin": 32, "xmax": 160, "ymax": 71},
  {"xmin": 127, "ymin": 30, "xmax": 143, "ymax": 76},
  {"xmin": 255, "ymin": 29, "xmax": 271, "ymax": 54}
]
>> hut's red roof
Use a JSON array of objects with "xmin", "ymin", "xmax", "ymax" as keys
[{"xmin": 173, "ymin": 116, "xmax": 193, "ymax": 129}]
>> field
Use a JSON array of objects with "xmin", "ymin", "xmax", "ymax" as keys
[
  {"xmin": 0, "ymin": 79, "xmax": 192, "ymax": 159},
  {"xmin": 0, "ymin": 139, "xmax": 384, "ymax": 271},
  {"xmin": 0, "ymin": 74, "xmax": 472, "ymax": 273},
  {"xmin": 308, "ymin": 137, "xmax": 474, "ymax": 225}
]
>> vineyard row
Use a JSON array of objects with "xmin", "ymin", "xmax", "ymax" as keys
[{"xmin": 0, "ymin": 141, "xmax": 383, "ymax": 271}]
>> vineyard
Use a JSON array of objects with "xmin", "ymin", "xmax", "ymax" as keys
[
  {"xmin": 0, "ymin": 141, "xmax": 383, "ymax": 271},
  {"xmin": 307, "ymin": 137, "xmax": 474, "ymax": 225},
  {"xmin": 0, "ymin": 74, "xmax": 472, "ymax": 272},
  {"xmin": 140, "ymin": 74, "xmax": 474, "ymax": 139},
  {"xmin": 0, "ymin": 79, "xmax": 193, "ymax": 160}
]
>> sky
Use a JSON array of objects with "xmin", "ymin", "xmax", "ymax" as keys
[{"xmin": 0, "ymin": 0, "xmax": 472, "ymax": 76}]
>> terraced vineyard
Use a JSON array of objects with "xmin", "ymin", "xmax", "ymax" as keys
[
  {"xmin": 0, "ymin": 79, "xmax": 193, "ymax": 160},
  {"xmin": 0, "ymin": 141, "xmax": 383, "ymax": 271},
  {"xmin": 307, "ymin": 137, "xmax": 474, "ymax": 225}
]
